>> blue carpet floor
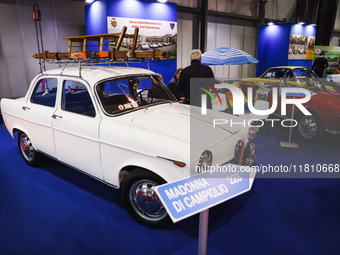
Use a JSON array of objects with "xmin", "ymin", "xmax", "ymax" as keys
[{"xmin": 1, "ymin": 115, "xmax": 340, "ymax": 255}]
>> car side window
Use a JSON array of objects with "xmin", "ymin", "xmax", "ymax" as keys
[
  {"xmin": 294, "ymin": 68, "xmax": 312, "ymax": 78},
  {"xmin": 62, "ymin": 80, "xmax": 95, "ymax": 117},
  {"xmin": 31, "ymin": 78, "xmax": 58, "ymax": 107},
  {"xmin": 283, "ymin": 70, "xmax": 294, "ymax": 78},
  {"xmin": 273, "ymin": 69, "xmax": 285, "ymax": 78},
  {"xmin": 262, "ymin": 70, "xmax": 273, "ymax": 78}
]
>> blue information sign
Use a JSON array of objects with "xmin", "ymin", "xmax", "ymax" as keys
[{"xmin": 155, "ymin": 164, "xmax": 254, "ymax": 223}]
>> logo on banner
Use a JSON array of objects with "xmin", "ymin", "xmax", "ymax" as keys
[
  {"xmin": 314, "ymin": 48, "xmax": 321, "ymax": 54},
  {"xmin": 111, "ymin": 18, "xmax": 117, "ymax": 28},
  {"xmin": 199, "ymin": 83, "xmax": 312, "ymax": 129},
  {"xmin": 199, "ymin": 84, "xmax": 223, "ymax": 106},
  {"xmin": 170, "ymin": 22, "xmax": 175, "ymax": 30},
  {"xmin": 201, "ymin": 84, "xmax": 311, "ymax": 116}
]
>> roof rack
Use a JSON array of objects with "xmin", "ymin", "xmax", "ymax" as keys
[{"xmin": 53, "ymin": 58, "xmax": 154, "ymax": 78}]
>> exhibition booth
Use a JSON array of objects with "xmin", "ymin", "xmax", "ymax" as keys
[
  {"xmin": 257, "ymin": 22, "xmax": 316, "ymax": 76},
  {"xmin": 0, "ymin": 1, "xmax": 340, "ymax": 255}
]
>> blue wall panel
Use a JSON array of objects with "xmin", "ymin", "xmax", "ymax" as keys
[
  {"xmin": 85, "ymin": 0, "xmax": 108, "ymax": 35},
  {"xmin": 84, "ymin": 0, "xmax": 177, "ymax": 84},
  {"xmin": 106, "ymin": 0, "xmax": 177, "ymax": 21},
  {"xmin": 256, "ymin": 23, "xmax": 291, "ymax": 76}
]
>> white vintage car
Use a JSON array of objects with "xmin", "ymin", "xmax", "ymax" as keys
[{"xmin": 1, "ymin": 66, "xmax": 256, "ymax": 227}]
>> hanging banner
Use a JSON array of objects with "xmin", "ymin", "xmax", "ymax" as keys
[
  {"xmin": 314, "ymin": 46, "xmax": 340, "ymax": 74},
  {"xmin": 107, "ymin": 17, "xmax": 177, "ymax": 59}
]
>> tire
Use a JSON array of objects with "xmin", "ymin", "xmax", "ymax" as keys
[
  {"xmin": 121, "ymin": 169, "xmax": 172, "ymax": 228},
  {"xmin": 18, "ymin": 131, "xmax": 43, "ymax": 166},
  {"xmin": 297, "ymin": 113, "xmax": 324, "ymax": 142}
]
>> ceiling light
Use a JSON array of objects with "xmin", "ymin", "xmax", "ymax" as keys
[
  {"xmin": 268, "ymin": 22, "xmax": 274, "ymax": 26},
  {"xmin": 157, "ymin": 0, "xmax": 168, "ymax": 3},
  {"xmin": 85, "ymin": 0, "xmax": 95, "ymax": 3}
]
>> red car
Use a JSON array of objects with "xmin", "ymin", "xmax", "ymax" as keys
[
  {"xmin": 129, "ymin": 43, "xmax": 138, "ymax": 49},
  {"xmin": 237, "ymin": 77, "xmax": 340, "ymax": 141}
]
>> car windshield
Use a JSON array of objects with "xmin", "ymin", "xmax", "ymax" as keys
[
  {"xmin": 292, "ymin": 68, "xmax": 328, "ymax": 91},
  {"xmin": 96, "ymin": 75, "xmax": 176, "ymax": 115},
  {"xmin": 263, "ymin": 68, "xmax": 328, "ymax": 91}
]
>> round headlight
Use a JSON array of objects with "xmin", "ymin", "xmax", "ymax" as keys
[
  {"xmin": 198, "ymin": 150, "xmax": 213, "ymax": 172},
  {"xmin": 248, "ymin": 127, "xmax": 257, "ymax": 141}
]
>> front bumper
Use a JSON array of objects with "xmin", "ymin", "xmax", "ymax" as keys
[
  {"xmin": 234, "ymin": 141, "xmax": 256, "ymax": 167},
  {"xmin": 326, "ymin": 128, "xmax": 340, "ymax": 135}
]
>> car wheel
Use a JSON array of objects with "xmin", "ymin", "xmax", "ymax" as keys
[
  {"xmin": 297, "ymin": 113, "xmax": 324, "ymax": 141},
  {"xmin": 121, "ymin": 169, "xmax": 171, "ymax": 228},
  {"xmin": 18, "ymin": 131, "xmax": 42, "ymax": 166}
]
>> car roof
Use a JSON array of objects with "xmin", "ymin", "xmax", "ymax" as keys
[
  {"xmin": 42, "ymin": 66, "xmax": 156, "ymax": 85},
  {"xmin": 267, "ymin": 66, "xmax": 310, "ymax": 70}
]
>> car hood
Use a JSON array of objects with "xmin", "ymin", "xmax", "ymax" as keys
[
  {"xmin": 317, "ymin": 90, "xmax": 340, "ymax": 98},
  {"xmin": 309, "ymin": 90, "xmax": 340, "ymax": 110},
  {"xmin": 130, "ymin": 103, "xmax": 241, "ymax": 148},
  {"xmin": 100, "ymin": 103, "xmax": 247, "ymax": 167},
  {"xmin": 312, "ymin": 90, "xmax": 340, "ymax": 101}
]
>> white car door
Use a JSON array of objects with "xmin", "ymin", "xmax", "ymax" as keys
[
  {"xmin": 20, "ymin": 77, "xmax": 59, "ymax": 158},
  {"xmin": 52, "ymin": 78, "xmax": 103, "ymax": 180}
]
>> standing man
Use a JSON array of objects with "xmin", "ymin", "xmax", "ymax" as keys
[
  {"xmin": 176, "ymin": 49, "xmax": 214, "ymax": 104},
  {"xmin": 312, "ymin": 51, "xmax": 329, "ymax": 78}
]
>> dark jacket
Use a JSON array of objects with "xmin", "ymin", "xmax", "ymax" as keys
[
  {"xmin": 176, "ymin": 59, "xmax": 214, "ymax": 104},
  {"xmin": 167, "ymin": 77, "xmax": 184, "ymax": 100},
  {"xmin": 312, "ymin": 56, "xmax": 329, "ymax": 77}
]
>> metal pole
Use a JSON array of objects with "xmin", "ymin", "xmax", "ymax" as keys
[
  {"xmin": 34, "ymin": 21, "xmax": 42, "ymax": 73},
  {"xmin": 199, "ymin": 0, "xmax": 208, "ymax": 53},
  {"xmin": 33, "ymin": 4, "xmax": 44, "ymax": 72},
  {"xmin": 288, "ymin": 95, "xmax": 296, "ymax": 144},
  {"xmin": 198, "ymin": 209, "xmax": 209, "ymax": 255},
  {"xmin": 38, "ymin": 21, "xmax": 46, "ymax": 71},
  {"xmin": 280, "ymin": 77, "xmax": 299, "ymax": 149}
]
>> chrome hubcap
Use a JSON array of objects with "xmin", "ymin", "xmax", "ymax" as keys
[
  {"xmin": 129, "ymin": 179, "xmax": 167, "ymax": 222},
  {"xmin": 299, "ymin": 116, "xmax": 317, "ymax": 138},
  {"xmin": 20, "ymin": 134, "xmax": 34, "ymax": 161}
]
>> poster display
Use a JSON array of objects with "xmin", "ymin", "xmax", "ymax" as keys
[
  {"xmin": 314, "ymin": 46, "xmax": 340, "ymax": 74},
  {"xmin": 288, "ymin": 35, "xmax": 315, "ymax": 60},
  {"xmin": 107, "ymin": 17, "xmax": 177, "ymax": 59}
]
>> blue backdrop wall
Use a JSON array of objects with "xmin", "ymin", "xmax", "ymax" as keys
[
  {"xmin": 84, "ymin": 0, "xmax": 177, "ymax": 84},
  {"xmin": 256, "ymin": 22, "xmax": 317, "ymax": 76}
]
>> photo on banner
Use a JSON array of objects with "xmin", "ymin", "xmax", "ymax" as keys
[
  {"xmin": 107, "ymin": 17, "xmax": 177, "ymax": 59},
  {"xmin": 288, "ymin": 34, "xmax": 315, "ymax": 60}
]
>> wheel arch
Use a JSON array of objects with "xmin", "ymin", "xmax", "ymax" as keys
[
  {"xmin": 294, "ymin": 108, "xmax": 325, "ymax": 141},
  {"xmin": 118, "ymin": 165, "xmax": 167, "ymax": 189},
  {"xmin": 12, "ymin": 126, "xmax": 29, "ymax": 139},
  {"xmin": 12, "ymin": 128, "xmax": 22, "ymax": 139},
  {"xmin": 294, "ymin": 108, "xmax": 322, "ymax": 124}
]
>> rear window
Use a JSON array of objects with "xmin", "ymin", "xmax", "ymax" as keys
[
  {"xmin": 31, "ymin": 78, "xmax": 58, "ymax": 107},
  {"xmin": 262, "ymin": 69, "xmax": 285, "ymax": 78}
]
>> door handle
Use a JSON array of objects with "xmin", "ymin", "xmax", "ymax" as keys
[
  {"xmin": 52, "ymin": 114, "xmax": 62, "ymax": 119},
  {"xmin": 22, "ymin": 106, "xmax": 30, "ymax": 111}
]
